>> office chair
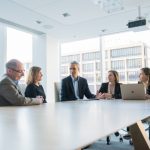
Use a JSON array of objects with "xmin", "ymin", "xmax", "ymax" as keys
[
  {"xmin": 123, "ymin": 119, "xmax": 150, "ymax": 145},
  {"xmin": 54, "ymin": 82, "xmax": 61, "ymax": 102},
  {"xmin": 141, "ymin": 118, "xmax": 150, "ymax": 140},
  {"xmin": 106, "ymin": 131, "xmax": 123, "ymax": 145}
]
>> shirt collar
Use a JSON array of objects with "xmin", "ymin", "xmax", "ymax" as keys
[
  {"xmin": 14, "ymin": 80, "xmax": 19, "ymax": 85},
  {"xmin": 71, "ymin": 75, "xmax": 79, "ymax": 81},
  {"xmin": 5, "ymin": 74, "xmax": 19, "ymax": 86}
]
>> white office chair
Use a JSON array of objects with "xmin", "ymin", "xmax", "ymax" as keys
[{"xmin": 54, "ymin": 82, "xmax": 61, "ymax": 102}]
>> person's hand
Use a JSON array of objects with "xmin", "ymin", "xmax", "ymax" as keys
[
  {"xmin": 36, "ymin": 96, "xmax": 43, "ymax": 99},
  {"xmin": 100, "ymin": 93, "xmax": 105, "ymax": 99},
  {"xmin": 96, "ymin": 91, "xmax": 105, "ymax": 99},
  {"xmin": 36, "ymin": 96, "xmax": 44, "ymax": 104},
  {"xmin": 104, "ymin": 93, "xmax": 112, "ymax": 99},
  {"xmin": 145, "ymin": 94, "xmax": 150, "ymax": 99},
  {"xmin": 96, "ymin": 91, "xmax": 100, "ymax": 99}
]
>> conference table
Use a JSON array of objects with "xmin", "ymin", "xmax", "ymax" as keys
[{"xmin": 0, "ymin": 99, "xmax": 150, "ymax": 150}]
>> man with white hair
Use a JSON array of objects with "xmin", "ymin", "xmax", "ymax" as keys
[{"xmin": 0, "ymin": 59, "xmax": 43, "ymax": 106}]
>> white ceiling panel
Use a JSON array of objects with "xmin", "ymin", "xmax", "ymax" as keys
[
  {"xmin": 1, "ymin": 0, "xmax": 150, "ymax": 41},
  {"xmin": 11, "ymin": 0, "xmax": 56, "ymax": 9}
]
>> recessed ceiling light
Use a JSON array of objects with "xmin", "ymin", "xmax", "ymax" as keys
[
  {"xmin": 101, "ymin": 29, "xmax": 106, "ymax": 32},
  {"xmin": 36, "ymin": 20, "xmax": 42, "ymax": 24},
  {"xmin": 62, "ymin": 13, "xmax": 71, "ymax": 17}
]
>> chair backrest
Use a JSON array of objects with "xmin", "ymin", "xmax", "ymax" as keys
[
  {"xmin": 54, "ymin": 82, "xmax": 61, "ymax": 102},
  {"xmin": 18, "ymin": 84, "xmax": 27, "ymax": 96}
]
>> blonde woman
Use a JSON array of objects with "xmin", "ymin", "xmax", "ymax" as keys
[
  {"xmin": 25, "ymin": 66, "xmax": 46, "ymax": 103},
  {"xmin": 98, "ymin": 70, "xmax": 122, "ymax": 99}
]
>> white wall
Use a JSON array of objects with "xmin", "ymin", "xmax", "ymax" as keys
[
  {"xmin": 32, "ymin": 34, "xmax": 47, "ymax": 90},
  {"xmin": 0, "ymin": 23, "xmax": 7, "ymax": 77},
  {"xmin": 46, "ymin": 35, "xmax": 60, "ymax": 103},
  {"xmin": 0, "ymin": 23, "xmax": 60, "ymax": 102}
]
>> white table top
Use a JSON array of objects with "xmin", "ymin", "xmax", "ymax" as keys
[{"xmin": 0, "ymin": 99, "xmax": 150, "ymax": 150}]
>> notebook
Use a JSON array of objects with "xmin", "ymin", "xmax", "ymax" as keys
[{"xmin": 120, "ymin": 84, "xmax": 146, "ymax": 100}]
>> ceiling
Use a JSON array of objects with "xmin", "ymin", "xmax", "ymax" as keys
[{"xmin": 0, "ymin": 0, "xmax": 150, "ymax": 42}]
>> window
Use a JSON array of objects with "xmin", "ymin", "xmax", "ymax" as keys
[
  {"xmin": 127, "ymin": 58, "xmax": 142, "ymax": 68},
  {"xmin": 60, "ymin": 38, "xmax": 101, "ymax": 93},
  {"xmin": 7, "ymin": 27, "xmax": 32, "ymax": 83},
  {"xmin": 127, "ymin": 71, "xmax": 139, "ymax": 81},
  {"xmin": 60, "ymin": 30, "xmax": 150, "ymax": 94},
  {"xmin": 111, "ymin": 60, "xmax": 125, "ymax": 70},
  {"xmin": 111, "ymin": 46, "xmax": 142, "ymax": 58},
  {"xmin": 82, "ymin": 63, "xmax": 94, "ymax": 72}
]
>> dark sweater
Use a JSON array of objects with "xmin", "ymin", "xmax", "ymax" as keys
[{"xmin": 25, "ymin": 83, "xmax": 47, "ymax": 103}]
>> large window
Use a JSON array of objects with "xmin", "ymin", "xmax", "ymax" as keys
[
  {"xmin": 60, "ymin": 38, "xmax": 101, "ymax": 93},
  {"xmin": 60, "ymin": 30, "xmax": 150, "ymax": 94},
  {"xmin": 111, "ymin": 46, "xmax": 142, "ymax": 58},
  {"xmin": 7, "ymin": 27, "xmax": 32, "ymax": 83}
]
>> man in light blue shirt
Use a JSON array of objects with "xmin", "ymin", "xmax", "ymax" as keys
[
  {"xmin": 71, "ymin": 75, "xmax": 80, "ymax": 99},
  {"xmin": 61, "ymin": 61, "xmax": 100, "ymax": 101}
]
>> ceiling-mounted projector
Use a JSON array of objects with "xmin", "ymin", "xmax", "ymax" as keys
[
  {"xmin": 127, "ymin": 19, "xmax": 146, "ymax": 28},
  {"xmin": 127, "ymin": 6, "xmax": 149, "ymax": 31}
]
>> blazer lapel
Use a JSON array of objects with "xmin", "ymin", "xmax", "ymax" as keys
[
  {"xmin": 16, "ymin": 85, "xmax": 23, "ymax": 95},
  {"xmin": 78, "ymin": 77, "xmax": 82, "ymax": 98},
  {"xmin": 5, "ymin": 76, "xmax": 23, "ymax": 95},
  {"xmin": 106, "ymin": 82, "xmax": 109, "ymax": 93},
  {"xmin": 114, "ymin": 83, "xmax": 118, "ymax": 94},
  {"xmin": 68, "ymin": 76, "xmax": 75, "ymax": 96}
]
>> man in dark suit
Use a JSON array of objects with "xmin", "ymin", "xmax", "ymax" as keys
[
  {"xmin": 0, "ymin": 59, "xmax": 43, "ymax": 106},
  {"xmin": 61, "ymin": 61, "xmax": 99, "ymax": 101}
]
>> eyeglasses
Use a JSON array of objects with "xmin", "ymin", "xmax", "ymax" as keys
[{"xmin": 9, "ymin": 68, "xmax": 25, "ymax": 74}]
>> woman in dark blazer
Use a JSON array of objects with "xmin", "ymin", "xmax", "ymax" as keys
[{"xmin": 98, "ymin": 70, "xmax": 122, "ymax": 99}]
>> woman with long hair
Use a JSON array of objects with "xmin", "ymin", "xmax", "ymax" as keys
[
  {"xmin": 98, "ymin": 70, "xmax": 122, "ymax": 99},
  {"xmin": 139, "ymin": 67, "xmax": 150, "ymax": 99},
  {"xmin": 25, "ymin": 66, "xmax": 47, "ymax": 103}
]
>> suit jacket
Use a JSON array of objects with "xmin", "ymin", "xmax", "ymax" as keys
[
  {"xmin": 99, "ymin": 82, "xmax": 122, "ymax": 99},
  {"xmin": 61, "ymin": 75, "xmax": 95, "ymax": 101},
  {"xmin": 0, "ymin": 75, "xmax": 41, "ymax": 106},
  {"xmin": 147, "ymin": 85, "xmax": 150, "ymax": 95}
]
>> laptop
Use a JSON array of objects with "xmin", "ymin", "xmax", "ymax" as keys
[{"xmin": 120, "ymin": 84, "xmax": 146, "ymax": 100}]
